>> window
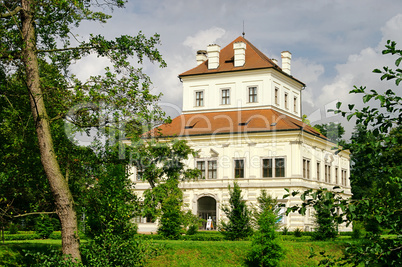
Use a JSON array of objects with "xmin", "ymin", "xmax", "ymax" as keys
[
  {"xmin": 221, "ymin": 89, "xmax": 230, "ymax": 105},
  {"xmin": 197, "ymin": 161, "xmax": 206, "ymax": 179},
  {"xmin": 248, "ymin": 86, "xmax": 257, "ymax": 103},
  {"xmin": 234, "ymin": 159, "xmax": 244, "ymax": 178},
  {"xmin": 293, "ymin": 96, "xmax": 297, "ymax": 113},
  {"xmin": 317, "ymin": 162, "xmax": 321, "ymax": 181},
  {"xmin": 197, "ymin": 160, "xmax": 217, "ymax": 179},
  {"xmin": 284, "ymin": 93, "xmax": 288, "ymax": 109},
  {"xmin": 275, "ymin": 87, "xmax": 279, "ymax": 105},
  {"xmin": 262, "ymin": 158, "xmax": 285, "ymax": 178},
  {"xmin": 136, "ymin": 168, "xmax": 144, "ymax": 181},
  {"xmin": 325, "ymin": 164, "xmax": 331, "ymax": 183},
  {"xmin": 195, "ymin": 91, "xmax": 204, "ymax": 107},
  {"xmin": 208, "ymin": 160, "xmax": 217, "ymax": 179},
  {"xmin": 262, "ymin": 159, "xmax": 272, "ymax": 177},
  {"xmin": 275, "ymin": 158, "xmax": 285, "ymax": 177},
  {"xmin": 303, "ymin": 159, "xmax": 310, "ymax": 179},
  {"xmin": 341, "ymin": 169, "xmax": 347, "ymax": 186},
  {"xmin": 335, "ymin": 167, "xmax": 339, "ymax": 184}
]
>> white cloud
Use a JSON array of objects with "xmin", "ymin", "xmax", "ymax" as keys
[{"xmin": 183, "ymin": 27, "xmax": 226, "ymax": 51}]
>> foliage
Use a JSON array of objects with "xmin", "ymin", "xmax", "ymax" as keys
[
  {"xmin": 157, "ymin": 181, "xmax": 183, "ymax": 240},
  {"xmin": 182, "ymin": 211, "xmax": 202, "ymax": 235},
  {"xmin": 293, "ymin": 228, "xmax": 303, "ymax": 238},
  {"xmin": 133, "ymin": 139, "xmax": 199, "ymax": 239},
  {"xmin": 0, "ymin": 0, "xmax": 167, "ymax": 259},
  {"xmin": 285, "ymin": 187, "xmax": 348, "ymax": 241},
  {"xmin": 81, "ymin": 231, "xmax": 157, "ymax": 267},
  {"xmin": 8, "ymin": 223, "xmax": 18, "ymax": 235},
  {"xmin": 24, "ymin": 249, "xmax": 83, "ymax": 267},
  {"xmin": 313, "ymin": 122, "xmax": 345, "ymax": 144},
  {"xmin": 251, "ymin": 190, "xmax": 281, "ymax": 227},
  {"xmin": 246, "ymin": 191, "xmax": 284, "ymax": 267},
  {"xmin": 329, "ymin": 40, "xmax": 402, "ymax": 266},
  {"xmin": 220, "ymin": 182, "xmax": 253, "ymax": 240},
  {"xmin": 35, "ymin": 215, "xmax": 54, "ymax": 239},
  {"xmin": 82, "ymin": 161, "xmax": 139, "ymax": 239}
]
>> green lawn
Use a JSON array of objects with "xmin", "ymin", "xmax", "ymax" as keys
[{"xmin": 0, "ymin": 237, "xmax": 350, "ymax": 266}]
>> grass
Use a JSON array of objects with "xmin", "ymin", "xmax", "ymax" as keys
[{"xmin": 0, "ymin": 236, "xmax": 353, "ymax": 266}]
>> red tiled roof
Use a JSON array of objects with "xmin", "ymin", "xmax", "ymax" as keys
[
  {"xmin": 147, "ymin": 109, "xmax": 325, "ymax": 139},
  {"xmin": 179, "ymin": 36, "xmax": 305, "ymax": 86}
]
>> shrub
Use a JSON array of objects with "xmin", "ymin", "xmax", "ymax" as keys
[
  {"xmin": 220, "ymin": 182, "xmax": 252, "ymax": 240},
  {"xmin": 281, "ymin": 226, "xmax": 289, "ymax": 235},
  {"xmin": 8, "ymin": 223, "xmax": 19, "ymax": 234},
  {"xmin": 186, "ymin": 225, "xmax": 198, "ymax": 235},
  {"xmin": 81, "ymin": 231, "xmax": 158, "ymax": 266},
  {"xmin": 294, "ymin": 228, "xmax": 303, "ymax": 237},
  {"xmin": 24, "ymin": 249, "xmax": 82, "ymax": 267},
  {"xmin": 246, "ymin": 210, "xmax": 284, "ymax": 266},
  {"xmin": 35, "ymin": 215, "xmax": 54, "ymax": 239}
]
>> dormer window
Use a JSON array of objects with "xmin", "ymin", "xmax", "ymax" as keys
[
  {"xmin": 195, "ymin": 91, "xmax": 204, "ymax": 107},
  {"xmin": 248, "ymin": 87, "xmax": 257, "ymax": 103},
  {"xmin": 221, "ymin": 89, "xmax": 230, "ymax": 105}
]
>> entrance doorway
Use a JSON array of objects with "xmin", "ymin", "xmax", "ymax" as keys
[{"xmin": 197, "ymin": 196, "xmax": 217, "ymax": 230}]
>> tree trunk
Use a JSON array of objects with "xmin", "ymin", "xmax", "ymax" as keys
[{"xmin": 20, "ymin": 0, "xmax": 81, "ymax": 261}]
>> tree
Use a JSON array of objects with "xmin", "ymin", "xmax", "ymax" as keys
[
  {"xmin": 247, "ymin": 190, "xmax": 284, "ymax": 266},
  {"xmin": 328, "ymin": 40, "xmax": 402, "ymax": 265},
  {"xmin": 0, "ymin": 1, "xmax": 165, "ymax": 260},
  {"xmin": 220, "ymin": 181, "xmax": 252, "ymax": 240},
  {"xmin": 133, "ymin": 139, "xmax": 199, "ymax": 238},
  {"xmin": 313, "ymin": 122, "xmax": 345, "ymax": 144},
  {"xmin": 284, "ymin": 187, "xmax": 346, "ymax": 241}
]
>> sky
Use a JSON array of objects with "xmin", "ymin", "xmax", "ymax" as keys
[{"xmin": 70, "ymin": 0, "xmax": 402, "ymax": 139}]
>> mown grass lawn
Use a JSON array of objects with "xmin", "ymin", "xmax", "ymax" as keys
[
  {"xmin": 146, "ymin": 238, "xmax": 348, "ymax": 267},
  {"xmin": 1, "ymin": 236, "xmax": 352, "ymax": 266}
]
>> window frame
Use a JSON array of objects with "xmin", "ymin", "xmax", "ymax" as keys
[
  {"xmin": 221, "ymin": 88, "xmax": 230, "ymax": 105},
  {"xmin": 275, "ymin": 87, "xmax": 279, "ymax": 105},
  {"xmin": 248, "ymin": 86, "xmax": 258, "ymax": 103},
  {"xmin": 303, "ymin": 158, "xmax": 311, "ymax": 179},
  {"xmin": 325, "ymin": 164, "xmax": 331, "ymax": 183},
  {"xmin": 262, "ymin": 157, "xmax": 285, "ymax": 178},
  {"xmin": 195, "ymin": 90, "xmax": 204, "ymax": 107},
  {"xmin": 196, "ymin": 159, "xmax": 217, "ymax": 179},
  {"xmin": 284, "ymin": 92, "xmax": 288, "ymax": 109},
  {"xmin": 234, "ymin": 159, "xmax": 245, "ymax": 178},
  {"xmin": 293, "ymin": 96, "xmax": 298, "ymax": 113},
  {"xmin": 317, "ymin": 161, "xmax": 321, "ymax": 181}
]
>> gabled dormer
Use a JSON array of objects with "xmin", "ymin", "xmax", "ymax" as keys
[{"xmin": 179, "ymin": 36, "xmax": 305, "ymax": 119}]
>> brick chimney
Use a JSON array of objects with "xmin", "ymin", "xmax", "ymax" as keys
[
  {"xmin": 233, "ymin": 41, "xmax": 246, "ymax": 67},
  {"xmin": 207, "ymin": 44, "xmax": 220, "ymax": 69},
  {"xmin": 196, "ymin": 50, "xmax": 207, "ymax": 65},
  {"xmin": 281, "ymin": 51, "xmax": 291, "ymax": 75}
]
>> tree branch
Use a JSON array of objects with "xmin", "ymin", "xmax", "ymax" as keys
[
  {"xmin": 12, "ymin": 211, "xmax": 56, "ymax": 218},
  {"xmin": 0, "ymin": 6, "xmax": 21, "ymax": 18}
]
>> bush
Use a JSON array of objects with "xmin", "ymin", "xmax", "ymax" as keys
[
  {"xmin": 186, "ymin": 225, "xmax": 198, "ymax": 235},
  {"xmin": 3, "ymin": 233, "xmax": 40, "ymax": 240},
  {"xmin": 81, "ymin": 231, "xmax": 159, "ymax": 266},
  {"xmin": 8, "ymin": 223, "xmax": 19, "ymax": 234},
  {"xmin": 24, "ymin": 249, "xmax": 82, "ymax": 267},
  {"xmin": 35, "ymin": 215, "xmax": 54, "ymax": 239},
  {"xmin": 281, "ymin": 226, "xmax": 289, "ymax": 235},
  {"xmin": 294, "ymin": 228, "xmax": 303, "ymax": 237}
]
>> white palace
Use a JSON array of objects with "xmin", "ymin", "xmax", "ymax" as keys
[{"xmin": 132, "ymin": 36, "xmax": 351, "ymax": 232}]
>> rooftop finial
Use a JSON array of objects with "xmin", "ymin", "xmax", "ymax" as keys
[{"xmin": 242, "ymin": 20, "xmax": 245, "ymax": 37}]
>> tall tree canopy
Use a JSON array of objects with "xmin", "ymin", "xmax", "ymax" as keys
[{"xmin": 0, "ymin": 0, "xmax": 166, "ymax": 260}]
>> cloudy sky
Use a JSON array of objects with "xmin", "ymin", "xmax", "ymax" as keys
[{"xmin": 70, "ymin": 0, "xmax": 402, "ymax": 139}]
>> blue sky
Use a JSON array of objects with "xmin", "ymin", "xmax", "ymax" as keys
[{"xmin": 70, "ymin": 0, "xmax": 402, "ymax": 138}]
